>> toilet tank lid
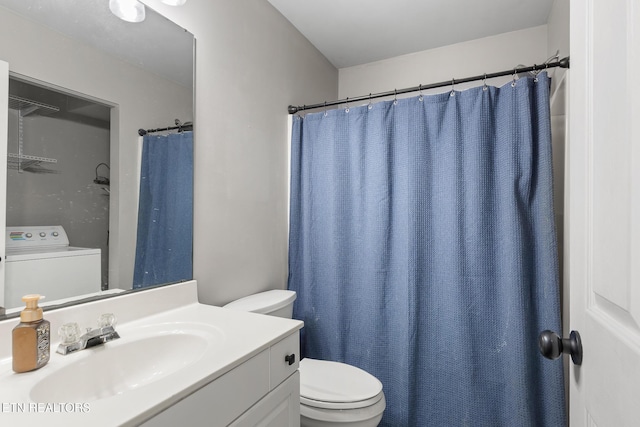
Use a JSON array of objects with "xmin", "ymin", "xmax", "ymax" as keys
[{"xmin": 223, "ymin": 290, "xmax": 296, "ymax": 314}]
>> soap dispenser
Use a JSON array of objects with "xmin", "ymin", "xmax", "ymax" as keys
[{"xmin": 12, "ymin": 294, "xmax": 50, "ymax": 373}]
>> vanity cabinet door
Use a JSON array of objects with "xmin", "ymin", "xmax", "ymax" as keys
[
  {"xmin": 230, "ymin": 371, "xmax": 300, "ymax": 427},
  {"xmin": 141, "ymin": 350, "xmax": 270, "ymax": 427}
]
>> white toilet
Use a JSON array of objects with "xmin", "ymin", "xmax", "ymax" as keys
[{"xmin": 224, "ymin": 290, "xmax": 386, "ymax": 427}]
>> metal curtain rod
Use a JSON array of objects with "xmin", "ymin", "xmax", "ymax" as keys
[
  {"xmin": 138, "ymin": 119, "xmax": 193, "ymax": 136},
  {"xmin": 288, "ymin": 56, "xmax": 570, "ymax": 114}
]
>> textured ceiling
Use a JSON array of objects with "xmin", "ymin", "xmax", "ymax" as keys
[{"xmin": 0, "ymin": 0, "xmax": 194, "ymax": 88}]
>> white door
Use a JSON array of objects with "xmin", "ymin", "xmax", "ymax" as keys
[
  {"xmin": 0, "ymin": 60, "xmax": 7, "ymax": 309},
  {"xmin": 568, "ymin": 0, "xmax": 640, "ymax": 425}
]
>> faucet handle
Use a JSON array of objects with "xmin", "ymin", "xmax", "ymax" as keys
[
  {"xmin": 58, "ymin": 322, "xmax": 82, "ymax": 344},
  {"xmin": 98, "ymin": 313, "xmax": 117, "ymax": 328}
]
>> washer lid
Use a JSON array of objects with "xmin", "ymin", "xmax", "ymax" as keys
[
  {"xmin": 6, "ymin": 246, "xmax": 101, "ymax": 261},
  {"xmin": 223, "ymin": 290, "xmax": 296, "ymax": 314},
  {"xmin": 299, "ymin": 358, "xmax": 383, "ymax": 403}
]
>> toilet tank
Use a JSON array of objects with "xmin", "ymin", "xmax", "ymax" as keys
[{"xmin": 223, "ymin": 290, "xmax": 296, "ymax": 318}]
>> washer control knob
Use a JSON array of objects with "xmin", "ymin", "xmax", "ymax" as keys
[
  {"xmin": 52, "ymin": 232, "xmax": 59, "ymax": 237},
  {"xmin": 25, "ymin": 233, "xmax": 32, "ymax": 238},
  {"xmin": 39, "ymin": 232, "xmax": 46, "ymax": 238}
]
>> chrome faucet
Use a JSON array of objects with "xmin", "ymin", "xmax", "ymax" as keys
[{"xmin": 57, "ymin": 313, "xmax": 120, "ymax": 355}]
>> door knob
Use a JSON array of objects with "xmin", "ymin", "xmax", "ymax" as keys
[{"xmin": 538, "ymin": 330, "xmax": 582, "ymax": 366}]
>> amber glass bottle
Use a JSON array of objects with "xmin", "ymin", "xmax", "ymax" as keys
[{"xmin": 12, "ymin": 294, "xmax": 50, "ymax": 373}]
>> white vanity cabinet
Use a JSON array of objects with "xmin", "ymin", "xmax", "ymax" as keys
[
  {"xmin": 0, "ymin": 282, "xmax": 303, "ymax": 427},
  {"xmin": 142, "ymin": 330, "xmax": 300, "ymax": 427}
]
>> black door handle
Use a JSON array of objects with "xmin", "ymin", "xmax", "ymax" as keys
[
  {"xmin": 285, "ymin": 354, "xmax": 296, "ymax": 365},
  {"xmin": 539, "ymin": 330, "xmax": 582, "ymax": 365}
]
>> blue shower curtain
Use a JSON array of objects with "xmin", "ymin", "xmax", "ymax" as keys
[
  {"xmin": 133, "ymin": 131, "xmax": 193, "ymax": 288},
  {"xmin": 288, "ymin": 73, "xmax": 565, "ymax": 426}
]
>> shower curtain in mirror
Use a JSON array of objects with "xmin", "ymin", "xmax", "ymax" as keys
[
  {"xmin": 133, "ymin": 131, "xmax": 193, "ymax": 288},
  {"xmin": 288, "ymin": 72, "xmax": 565, "ymax": 426}
]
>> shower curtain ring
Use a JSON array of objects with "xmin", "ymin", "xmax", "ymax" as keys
[
  {"xmin": 483, "ymin": 74, "xmax": 488, "ymax": 91},
  {"xmin": 450, "ymin": 78, "xmax": 455, "ymax": 96},
  {"xmin": 324, "ymin": 101, "xmax": 328, "ymax": 117},
  {"xmin": 418, "ymin": 84, "xmax": 423, "ymax": 101},
  {"xmin": 511, "ymin": 68, "xmax": 517, "ymax": 87},
  {"xmin": 368, "ymin": 93, "xmax": 373, "ymax": 110},
  {"xmin": 393, "ymin": 89, "xmax": 398, "ymax": 105},
  {"xmin": 345, "ymin": 97, "xmax": 350, "ymax": 113}
]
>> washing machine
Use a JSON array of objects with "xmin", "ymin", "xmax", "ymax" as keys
[{"xmin": 5, "ymin": 225, "xmax": 101, "ymax": 309}]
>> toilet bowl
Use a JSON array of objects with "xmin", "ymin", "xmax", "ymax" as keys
[
  {"xmin": 298, "ymin": 358, "xmax": 385, "ymax": 427},
  {"xmin": 224, "ymin": 290, "xmax": 386, "ymax": 427}
]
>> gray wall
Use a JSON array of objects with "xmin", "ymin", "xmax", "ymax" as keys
[
  {"xmin": 339, "ymin": 25, "xmax": 549, "ymax": 98},
  {"xmin": 143, "ymin": 0, "xmax": 339, "ymax": 306}
]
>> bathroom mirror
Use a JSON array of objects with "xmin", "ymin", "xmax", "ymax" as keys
[{"xmin": 0, "ymin": 0, "xmax": 194, "ymax": 317}]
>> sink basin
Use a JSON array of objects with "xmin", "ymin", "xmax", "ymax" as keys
[{"xmin": 30, "ymin": 322, "xmax": 223, "ymax": 403}]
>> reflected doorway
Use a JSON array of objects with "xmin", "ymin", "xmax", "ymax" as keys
[{"xmin": 7, "ymin": 76, "xmax": 111, "ymax": 290}]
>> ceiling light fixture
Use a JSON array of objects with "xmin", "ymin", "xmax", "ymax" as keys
[
  {"xmin": 162, "ymin": 0, "xmax": 188, "ymax": 5},
  {"xmin": 109, "ymin": 0, "xmax": 146, "ymax": 23}
]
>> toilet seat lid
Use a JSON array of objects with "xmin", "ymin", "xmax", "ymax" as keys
[{"xmin": 299, "ymin": 358, "xmax": 383, "ymax": 406}]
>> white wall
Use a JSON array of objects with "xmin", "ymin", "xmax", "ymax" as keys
[
  {"xmin": 141, "ymin": 0, "xmax": 338, "ymax": 305},
  {"xmin": 547, "ymin": 0, "xmax": 569, "ymax": 225},
  {"xmin": 547, "ymin": 0, "xmax": 569, "ymax": 292},
  {"xmin": 0, "ymin": 7, "xmax": 193, "ymax": 292},
  {"xmin": 339, "ymin": 25, "xmax": 548, "ymax": 99},
  {"xmin": 548, "ymin": 0, "xmax": 570, "ymax": 64},
  {"xmin": 546, "ymin": 0, "xmax": 570, "ymax": 407}
]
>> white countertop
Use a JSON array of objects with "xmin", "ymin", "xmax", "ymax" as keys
[
  {"xmin": 4, "ymin": 288, "xmax": 126, "ymax": 315},
  {"xmin": 0, "ymin": 281, "xmax": 303, "ymax": 426}
]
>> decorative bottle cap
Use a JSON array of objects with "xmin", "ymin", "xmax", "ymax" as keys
[{"xmin": 20, "ymin": 294, "xmax": 44, "ymax": 323}]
